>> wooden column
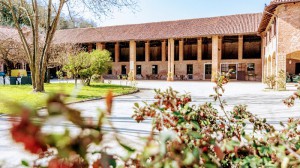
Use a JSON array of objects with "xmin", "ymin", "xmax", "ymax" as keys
[
  {"xmin": 115, "ymin": 42, "xmax": 120, "ymax": 62},
  {"xmin": 161, "ymin": 40, "xmax": 166, "ymax": 62},
  {"xmin": 96, "ymin": 43, "xmax": 105, "ymax": 50},
  {"xmin": 211, "ymin": 36, "xmax": 220, "ymax": 81},
  {"xmin": 129, "ymin": 40, "xmax": 136, "ymax": 79},
  {"xmin": 145, "ymin": 41, "xmax": 150, "ymax": 62},
  {"xmin": 197, "ymin": 38, "xmax": 202, "ymax": 62},
  {"xmin": 238, "ymin": 35, "xmax": 243, "ymax": 61},
  {"xmin": 179, "ymin": 39, "xmax": 184, "ymax": 61},
  {"xmin": 168, "ymin": 38, "xmax": 175, "ymax": 81}
]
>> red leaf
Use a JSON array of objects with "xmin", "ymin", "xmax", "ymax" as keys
[
  {"xmin": 106, "ymin": 91, "xmax": 113, "ymax": 114},
  {"xmin": 214, "ymin": 145, "xmax": 225, "ymax": 160}
]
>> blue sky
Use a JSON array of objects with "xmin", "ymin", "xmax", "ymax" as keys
[{"xmin": 97, "ymin": 0, "xmax": 271, "ymax": 27}]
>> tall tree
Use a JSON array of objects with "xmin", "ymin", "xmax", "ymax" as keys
[{"xmin": 0, "ymin": 0, "xmax": 135, "ymax": 92}]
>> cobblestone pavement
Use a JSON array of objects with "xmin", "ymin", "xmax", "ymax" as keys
[{"xmin": 0, "ymin": 80, "xmax": 299, "ymax": 167}]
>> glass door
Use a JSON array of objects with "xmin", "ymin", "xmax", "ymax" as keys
[{"xmin": 204, "ymin": 64, "xmax": 212, "ymax": 80}]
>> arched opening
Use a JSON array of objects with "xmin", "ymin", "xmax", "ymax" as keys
[{"xmin": 286, "ymin": 51, "xmax": 300, "ymax": 79}]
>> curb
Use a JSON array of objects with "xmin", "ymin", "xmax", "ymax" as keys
[{"xmin": 65, "ymin": 88, "xmax": 140, "ymax": 105}]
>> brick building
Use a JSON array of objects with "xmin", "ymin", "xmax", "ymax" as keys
[
  {"xmin": 259, "ymin": 0, "xmax": 300, "ymax": 89},
  {"xmin": 54, "ymin": 13, "xmax": 263, "ymax": 82},
  {"xmin": 1, "ymin": 0, "xmax": 300, "ymax": 89}
]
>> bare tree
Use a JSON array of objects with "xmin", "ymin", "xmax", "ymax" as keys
[{"xmin": 0, "ymin": 0, "xmax": 136, "ymax": 92}]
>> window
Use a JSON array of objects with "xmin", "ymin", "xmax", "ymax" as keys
[
  {"xmin": 221, "ymin": 64, "xmax": 229, "ymax": 73},
  {"xmin": 205, "ymin": 64, "xmax": 212, "ymax": 80},
  {"xmin": 273, "ymin": 19, "xmax": 277, "ymax": 36},
  {"xmin": 174, "ymin": 40, "xmax": 179, "ymax": 61},
  {"xmin": 243, "ymin": 35, "xmax": 261, "ymax": 59},
  {"xmin": 187, "ymin": 64, "xmax": 193, "ymax": 74},
  {"xmin": 136, "ymin": 42, "xmax": 145, "ymax": 61},
  {"xmin": 121, "ymin": 65, "xmax": 127, "ymax": 75},
  {"xmin": 92, "ymin": 43, "xmax": 96, "ymax": 50},
  {"xmin": 247, "ymin": 63, "xmax": 255, "ymax": 72},
  {"xmin": 82, "ymin": 44, "xmax": 88, "ymax": 52},
  {"xmin": 268, "ymin": 25, "xmax": 273, "ymax": 41},
  {"xmin": 150, "ymin": 41, "xmax": 162, "ymax": 61},
  {"xmin": 107, "ymin": 67, "xmax": 112, "ymax": 75},
  {"xmin": 221, "ymin": 64, "xmax": 237, "ymax": 79},
  {"xmin": 184, "ymin": 39, "xmax": 197, "ymax": 60},
  {"xmin": 105, "ymin": 43, "xmax": 115, "ymax": 62},
  {"xmin": 152, "ymin": 65, "xmax": 158, "ymax": 75},
  {"xmin": 202, "ymin": 37, "xmax": 212, "ymax": 60},
  {"xmin": 119, "ymin": 42, "xmax": 129, "ymax": 62},
  {"xmin": 136, "ymin": 65, "xmax": 142, "ymax": 75},
  {"xmin": 222, "ymin": 36, "xmax": 238, "ymax": 60}
]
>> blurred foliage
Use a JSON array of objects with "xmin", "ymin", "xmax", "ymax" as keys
[{"xmin": 8, "ymin": 71, "xmax": 300, "ymax": 167}]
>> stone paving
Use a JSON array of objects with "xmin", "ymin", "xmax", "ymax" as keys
[{"xmin": 0, "ymin": 80, "xmax": 300, "ymax": 167}]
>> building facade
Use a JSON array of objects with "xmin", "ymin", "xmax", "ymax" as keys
[
  {"xmin": 259, "ymin": 0, "xmax": 300, "ymax": 89},
  {"xmin": 55, "ymin": 13, "xmax": 263, "ymax": 82},
  {"xmin": 1, "ymin": 0, "xmax": 300, "ymax": 89}
]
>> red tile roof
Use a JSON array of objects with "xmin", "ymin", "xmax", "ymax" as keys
[
  {"xmin": 0, "ymin": 26, "xmax": 33, "ymax": 43},
  {"xmin": 258, "ymin": 0, "xmax": 300, "ymax": 33},
  {"xmin": 271, "ymin": 0, "xmax": 300, "ymax": 4},
  {"xmin": 53, "ymin": 13, "xmax": 262, "ymax": 44}
]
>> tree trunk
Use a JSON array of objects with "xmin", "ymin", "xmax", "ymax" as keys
[
  {"xmin": 45, "ymin": 68, "xmax": 51, "ymax": 83},
  {"xmin": 100, "ymin": 75, "xmax": 104, "ymax": 83},
  {"xmin": 87, "ymin": 77, "xmax": 92, "ymax": 86},
  {"xmin": 35, "ymin": 70, "xmax": 45, "ymax": 92},
  {"xmin": 75, "ymin": 76, "xmax": 78, "ymax": 88},
  {"xmin": 30, "ymin": 64, "xmax": 36, "ymax": 90}
]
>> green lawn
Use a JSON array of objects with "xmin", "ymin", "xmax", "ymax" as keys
[{"xmin": 0, "ymin": 83, "xmax": 136, "ymax": 114}]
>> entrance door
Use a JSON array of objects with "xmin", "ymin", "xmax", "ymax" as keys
[
  {"xmin": 204, "ymin": 64, "xmax": 212, "ymax": 80},
  {"xmin": 296, "ymin": 63, "xmax": 300, "ymax": 75},
  {"xmin": 187, "ymin": 64, "xmax": 193, "ymax": 79}
]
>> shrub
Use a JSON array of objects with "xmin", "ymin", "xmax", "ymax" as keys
[{"xmin": 265, "ymin": 75, "xmax": 276, "ymax": 89}]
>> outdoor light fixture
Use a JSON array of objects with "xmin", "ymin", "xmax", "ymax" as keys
[{"xmin": 289, "ymin": 60, "xmax": 292, "ymax": 65}]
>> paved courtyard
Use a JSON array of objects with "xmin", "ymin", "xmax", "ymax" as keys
[{"xmin": 0, "ymin": 80, "xmax": 300, "ymax": 167}]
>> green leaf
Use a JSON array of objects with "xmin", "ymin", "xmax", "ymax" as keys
[
  {"xmin": 188, "ymin": 131, "xmax": 203, "ymax": 139},
  {"xmin": 120, "ymin": 143, "xmax": 136, "ymax": 153},
  {"xmin": 173, "ymin": 111, "xmax": 181, "ymax": 116},
  {"xmin": 21, "ymin": 160, "xmax": 29, "ymax": 167},
  {"xmin": 191, "ymin": 120, "xmax": 201, "ymax": 130},
  {"xmin": 204, "ymin": 162, "xmax": 218, "ymax": 168}
]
